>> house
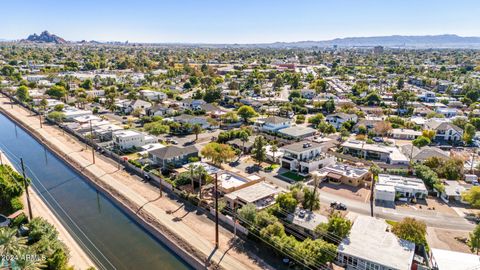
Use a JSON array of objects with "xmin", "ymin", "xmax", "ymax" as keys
[
  {"xmin": 280, "ymin": 141, "xmax": 335, "ymax": 175},
  {"xmin": 62, "ymin": 107, "xmax": 93, "ymax": 120},
  {"xmin": 287, "ymin": 208, "xmax": 328, "ymax": 238},
  {"xmin": 255, "ymin": 116, "xmax": 292, "ymax": 132},
  {"xmin": 341, "ymin": 140, "xmax": 409, "ymax": 165},
  {"xmin": 139, "ymin": 90, "xmax": 167, "ymax": 101},
  {"xmin": 300, "ymin": 89, "xmax": 317, "ymax": 99},
  {"xmin": 439, "ymin": 180, "xmax": 471, "ymax": 203},
  {"xmin": 181, "ymin": 98, "xmax": 206, "ymax": 110},
  {"xmin": 224, "ymin": 182, "xmax": 284, "ymax": 210},
  {"xmin": 325, "ymin": 113, "xmax": 358, "ymax": 129},
  {"xmin": 147, "ymin": 104, "xmax": 176, "ymax": 116},
  {"xmin": 435, "ymin": 107, "xmax": 459, "ymax": 118},
  {"xmin": 428, "ymin": 248, "xmax": 480, "ymax": 270},
  {"xmin": 390, "ymin": 128, "xmax": 421, "ymax": 140},
  {"xmin": 277, "ymin": 126, "xmax": 317, "ymax": 140},
  {"xmin": 228, "ymin": 136, "xmax": 257, "ymax": 153},
  {"xmin": 216, "ymin": 171, "xmax": 262, "ymax": 193},
  {"xmin": 148, "ymin": 145, "xmax": 199, "ymax": 170},
  {"xmin": 375, "ymin": 174, "xmax": 428, "ymax": 202},
  {"xmin": 315, "ymin": 163, "xmax": 371, "ymax": 187},
  {"xmin": 400, "ymin": 145, "xmax": 450, "ymax": 163},
  {"xmin": 124, "ymin": 99, "xmax": 152, "ymax": 115},
  {"xmin": 352, "ymin": 119, "xmax": 383, "ymax": 133},
  {"xmin": 112, "ymin": 130, "xmax": 157, "ymax": 150},
  {"xmin": 424, "ymin": 120, "xmax": 463, "ymax": 142},
  {"xmin": 85, "ymin": 90, "xmax": 105, "ymax": 98},
  {"xmin": 336, "ymin": 215, "xmax": 415, "ymax": 270}
]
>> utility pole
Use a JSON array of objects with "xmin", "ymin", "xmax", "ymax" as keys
[
  {"xmin": 20, "ymin": 158, "xmax": 33, "ymax": 220},
  {"xmin": 233, "ymin": 198, "xmax": 237, "ymax": 239},
  {"xmin": 310, "ymin": 173, "xmax": 319, "ymax": 211},
  {"xmin": 215, "ymin": 172, "xmax": 219, "ymax": 249},
  {"xmin": 370, "ymin": 173, "xmax": 375, "ymax": 217},
  {"xmin": 39, "ymin": 114, "xmax": 43, "ymax": 128},
  {"xmin": 471, "ymin": 150, "xmax": 476, "ymax": 174},
  {"xmin": 89, "ymin": 120, "xmax": 95, "ymax": 164}
]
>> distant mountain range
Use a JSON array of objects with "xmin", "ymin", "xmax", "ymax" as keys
[
  {"xmin": 6, "ymin": 32, "xmax": 480, "ymax": 48},
  {"xmin": 23, "ymin": 31, "xmax": 67, "ymax": 44}
]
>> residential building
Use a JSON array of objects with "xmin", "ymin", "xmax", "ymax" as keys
[
  {"xmin": 181, "ymin": 98, "xmax": 206, "ymax": 110},
  {"xmin": 429, "ymin": 248, "xmax": 480, "ymax": 270},
  {"xmin": 287, "ymin": 209, "xmax": 328, "ymax": 238},
  {"xmin": 112, "ymin": 130, "xmax": 157, "ymax": 150},
  {"xmin": 336, "ymin": 215, "xmax": 415, "ymax": 270},
  {"xmin": 139, "ymin": 90, "xmax": 167, "ymax": 101},
  {"xmin": 341, "ymin": 140, "xmax": 409, "ymax": 165},
  {"xmin": 280, "ymin": 141, "xmax": 335, "ymax": 175},
  {"xmin": 390, "ymin": 128, "xmax": 421, "ymax": 140},
  {"xmin": 440, "ymin": 180, "xmax": 471, "ymax": 203},
  {"xmin": 424, "ymin": 120, "xmax": 463, "ymax": 142},
  {"xmin": 325, "ymin": 113, "xmax": 358, "ymax": 129},
  {"xmin": 315, "ymin": 163, "xmax": 371, "ymax": 187},
  {"xmin": 224, "ymin": 182, "xmax": 284, "ymax": 210},
  {"xmin": 255, "ymin": 116, "xmax": 292, "ymax": 132},
  {"xmin": 277, "ymin": 126, "xmax": 317, "ymax": 140},
  {"xmin": 148, "ymin": 145, "xmax": 199, "ymax": 170},
  {"xmin": 374, "ymin": 174, "xmax": 428, "ymax": 202},
  {"xmin": 400, "ymin": 145, "xmax": 450, "ymax": 163}
]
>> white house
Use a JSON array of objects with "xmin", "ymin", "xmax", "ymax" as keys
[
  {"xmin": 256, "ymin": 116, "xmax": 291, "ymax": 132},
  {"xmin": 112, "ymin": 130, "xmax": 157, "ymax": 150},
  {"xmin": 280, "ymin": 141, "xmax": 335, "ymax": 175},
  {"xmin": 375, "ymin": 174, "xmax": 428, "ymax": 202},
  {"xmin": 390, "ymin": 128, "xmax": 422, "ymax": 140},
  {"xmin": 336, "ymin": 215, "xmax": 415, "ymax": 270},
  {"xmin": 424, "ymin": 120, "xmax": 463, "ymax": 142},
  {"xmin": 326, "ymin": 113, "xmax": 358, "ymax": 129},
  {"xmin": 139, "ymin": 90, "xmax": 167, "ymax": 101}
]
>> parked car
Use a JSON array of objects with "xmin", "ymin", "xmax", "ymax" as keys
[{"xmin": 330, "ymin": 201, "xmax": 347, "ymax": 210}]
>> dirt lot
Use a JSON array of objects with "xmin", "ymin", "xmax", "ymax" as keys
[
  {"xmin": 396, "ymin": 197, "xmax": 458, "ymax": 216},
  {"xmin": 427, "ymin": 227, "xmax": 472, "ymax": 253},
  {"xmin": 319, "ymin": 182, "xmax": 371, "ymax": 203}
]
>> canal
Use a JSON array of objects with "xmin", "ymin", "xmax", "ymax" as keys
[{"xmin": 0, "ymin": 113, "xmax": 191, "ymax": 270}]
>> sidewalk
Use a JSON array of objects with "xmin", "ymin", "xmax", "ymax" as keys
[
  {"xmin": 0, "ymin": 95, "xmax": 267, "ymax": 270},
  {"xmin": 1, "ymin": 149, "xmax": 95, "ymax": 270}
]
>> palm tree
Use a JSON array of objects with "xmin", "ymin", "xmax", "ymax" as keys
[
  {"xmin": 0, "ymin": 227, "xmax": 27, "ymax": 268},
  {"xmin": 192, "ymin": 124, "xmax": 202, "ymax": 141},
  {"xmin": 271, "ymin": 144, "xmax": 278, "ymax": 163},
  {"xmin": 15, "ymin": 248, "xmax": 46, "ymax": 270}
]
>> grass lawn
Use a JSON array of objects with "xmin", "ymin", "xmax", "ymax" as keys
[{"xmin": 281, "ymin": 171, "xmax": 305, "ymax": 182}]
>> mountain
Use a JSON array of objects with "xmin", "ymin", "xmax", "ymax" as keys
[
  {"xmin": 250, "ymin": 35, "xmax": 480, "ymax": 49},
  {"xmin": 24, "ymin": 31, "xmax": 67, "ymax": 44}
]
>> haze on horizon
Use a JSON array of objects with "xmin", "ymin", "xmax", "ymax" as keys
[{"xmin": 2, "ymin": 0, "xmax": 480, "ymax": 44}]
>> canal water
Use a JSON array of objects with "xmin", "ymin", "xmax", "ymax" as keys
[{"xmin": 0, "ymin": 113, "xmax": 191, "ymax": 270}]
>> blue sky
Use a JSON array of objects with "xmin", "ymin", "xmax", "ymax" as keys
[{"xmin": 1, "ymin": 0, "xmax": 479, "ymax": 43}]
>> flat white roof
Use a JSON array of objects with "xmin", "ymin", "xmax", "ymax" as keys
[
  {"xmin": 338, "ymin": 215, "xmax": 415, "ymax": 270},
  {"xmin": 377, "ymin": 174, "xmax": 427, "ymax": 192},
  {"xmin": 225, "ymin": 182, "xmax": 283, "ymax": 203},
  {"xmin": 431, "ymin": 248, "xmax": 480, "ymax": 270},
  {"xmin": 218, "ymin": 172, "xmax": 249, "ymax": 190}
]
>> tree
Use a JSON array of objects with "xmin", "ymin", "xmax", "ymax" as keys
[
  {"xmin": 317, "ymin": 121, "xmax": 336, "ymax": 134},
  {"xmin": 391, "ymin": 218, "xmax": 428, "ymax": 248},
  {"xmin": 468, "ymin": 224, "xmax": 480, "ymax": 254},
  {"xmin": 46, "ymin": 85, "xmax": 67, "ymax": 99},
  {"xmin": 192, "ymin": 124, "xmax": 203, "ymax": 141},
  {"xmin": 463, "ymin": 123, "xmax": 476, "ymax": 145},
  {"xmin": 271, "ymin": 144, "xmax": 278, "ymax": 162},
  {"xmin": 276, "ymin": 192, "xmax": 298, "ymax": 213},
  {"xmin": 16, "ymin": 85, "xmax": 30, "ymax": 102},
  {"xmin": 255, "ymin": 211, "xmax": 278, "ymax": 228},
  {"xmin": 0, "ymin": 227, "xmax": 27, "ymax": 267},
  {"xmin": 238, "ymin": 203, "xmax": 257, "ymax": 225},
  {"xmin": 252, "ymin": 136, "xmax": 267, "ymax": 165},
  {"xmin": 237, "ymin": 105, "xmax": 257, "ymax": 123},
  {"xmin": 53, "ymin": 104, "xmax": 64, "ymax": 112},
  {"xmin": 144, "ymin": 122, "xmax": 170, "ymax": 135},
  {"xmin": 422, "ymin": 130, "xmax": 436, "ymax": 140},
  {"xmin": 314, "ymin": 212, "xmax": 352, "ymax": 243},
  {"xmin": 462, "ymin": 186, "xmax": 480, "ymax": 208},
  {"xmin": 322, "ymin": 99, "xmax": 335, "ymax": 114},
  {"xmin": 373, "ymin": 121, "xmax": 392, "ymax": 136},
  {"xmin": 413, "ymin": 136, "xmax": 431, "ymax": 148},
  {"xmin": 47, "ymin": 111, "xmax": 66, "ymax": 123},
  {"xmin": 200, "ymin": 142, "xmax": 236, "ymax": 167},
  {"xmin": 303, "ymin": 187, "xmax": 320, "ymax": 211},
  {"xmin": 39, "ymin": 98, "xmax": 48, "ymax": 112},
  {"xmin": 15, "ymin": 248, "xmax": 46, "ymax": 270},
  {"xmin": 307, "ymin": 113, "xmax": 325, "ymax": 127},
  {"xmin": 80, "ymin": 79, "xmax": 93, "ymax": 90}
]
